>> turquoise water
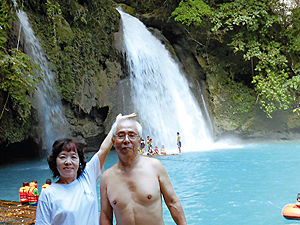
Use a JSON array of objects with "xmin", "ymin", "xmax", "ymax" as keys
[
  {"xmin": 159, "ymin": 142, "xmax": 300, "ymax": 225},
  {"xmin": 1, "ymin": 141, "xmax": 300, "ymax": 224}
]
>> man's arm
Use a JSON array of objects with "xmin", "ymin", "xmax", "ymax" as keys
[
  {"xmin": 96, "ymin": 113, "xmax": 137, "ymax": 169},
  {"xmin": 157, "ymin": 161, "xmax": 187, "ymax": 225},
  {"xmin": 100, "ymin": 173, "xmax": 114, "ymax": 225}
]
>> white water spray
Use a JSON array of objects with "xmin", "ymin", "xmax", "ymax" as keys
[
  {"xmin": 16, "ymin": 10, "xmax": 69, "ymax": 151},
  {"xmin": 118, "ymin": 9, "xmax": 216, "ymax": 152}
]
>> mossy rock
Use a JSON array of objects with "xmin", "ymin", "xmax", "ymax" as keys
[
  {"xmin": 115, "ymin": 4, "xmax": 135, "ymax": 16},
  {"xmin": 287, "ymin": 113, "xmax": 300, "ymax": 130},
  {"xmin": 55, "ymin": 15, "xmax": 74, "ymax": 45}
]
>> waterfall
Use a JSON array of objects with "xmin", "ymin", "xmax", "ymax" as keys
[
  {"xmin": 118, "ymin": 9, "xmax": 215, "ymax": 152},
  {"xmin": 16, "ymin": 10, "xmax": 69, "ymax": 151}
]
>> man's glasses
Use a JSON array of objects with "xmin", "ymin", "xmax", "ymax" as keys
[{"xmin": 115, "ymin": 132, "xmax": 138, "ymax": 141}]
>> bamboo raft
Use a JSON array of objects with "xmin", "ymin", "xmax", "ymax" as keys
[
  {"xmin": 146, "ymin": 153, "xmax": 180, "ymax": 157},
  {"xmin": 0, "ymin": 200, "xmax": 36, "ymax": 224}
]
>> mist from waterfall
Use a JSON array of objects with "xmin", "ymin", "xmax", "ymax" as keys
[
  {"xmin": 118, "ymin": 9, "xmax": 216, "ymax": 152},
  {"xmin": 16, "ymin": 10, "xmax": 69, "ymax": 151}
]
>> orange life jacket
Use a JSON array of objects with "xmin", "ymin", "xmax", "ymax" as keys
[
  {"xmin": 29, "ymin": 182, "xmax": 37, "ymax": 187},
  {"xmin": 28, "ymin": 186, "xmax": 39, "ymax": 203},
  {"xmin": 19, "ymin": 186, "xmax": 29, "ymax": 203},
  {"xmin": 42, "ymin": 184, "xmax": 50, "ymax": 190}
]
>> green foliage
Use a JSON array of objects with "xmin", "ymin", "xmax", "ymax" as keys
[
  {"xmin": 211, "ymin": 0, "xmax": 300, "ymax": 117},
  {"xmin": 26, "ymin": 0, "xmax": 119, "ymax": 105},
  {"xmin": 45, "ymin": 0, "xmax": 62, "ymax": 45},
  {"xmin": 173, "ymin": 0, "xmax": 300, "ymax": 117},
  {"xmin": 0, "ymin": 0, "xmax": 41, "ymax": 145},
  {"xmin": 172, "ymin": 0, "xmax": 212, "ymax": 26},
  {"xmin": 0, "ymin": 50, "xmax": 40, "ymax": 122},
  {"xmin": 0, "ymin": 0, "xmax": 40, "ymax": 123},
  {"xmin": 46, "ymin": 0, "xmax": 62, "ymax": 19},
  {"xmin": 207, "ymin": 60, "xmax": 256, "ymax": 117},
  {"xmin": 0, "ymin": 106, "xmax": 33, "ymax": 143},
  {"xmin": 115, "ymin": 0, "xmax": 180, "ymax": 14}
]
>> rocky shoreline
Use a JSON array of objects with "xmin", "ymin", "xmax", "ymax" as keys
[{"xmin": 0, "ymin": 200, "xmax": 36, "ymax": 224}]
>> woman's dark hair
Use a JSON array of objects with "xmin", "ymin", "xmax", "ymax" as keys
[{"xmin": 47, "ymin": 138, "xmax": 86, "ymax": 179}]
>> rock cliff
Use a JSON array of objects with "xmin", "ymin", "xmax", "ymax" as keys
[{"xmin": 1, "ymin": 1, "xmax": 300, "ymax": 162}]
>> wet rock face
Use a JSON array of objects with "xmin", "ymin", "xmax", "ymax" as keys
[{"xmin": 64, "ymin": 104, "xmax": 109, "ymax": 151}]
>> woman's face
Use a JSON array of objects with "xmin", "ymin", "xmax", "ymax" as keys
[{"xmin": 56, "ymin": 149, "xmax": 80, "ymax": 184}]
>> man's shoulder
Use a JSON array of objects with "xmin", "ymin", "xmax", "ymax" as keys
[
  {"xmin": 141, "ymin": 155, "xmax": 163, "ymax": 167},
  {"xmin": 102, "ymin": 164, "xmax": 118, "ymax": 177}
]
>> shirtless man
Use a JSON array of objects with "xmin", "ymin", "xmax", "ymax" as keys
[{"xmin": 100, "ymin": 118, "xmax": 187, "ymax": 225}]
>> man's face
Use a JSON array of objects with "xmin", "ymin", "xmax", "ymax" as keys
[{"xmin": 113, "ymin": 120, "xmax": 140, "ymax": 157}]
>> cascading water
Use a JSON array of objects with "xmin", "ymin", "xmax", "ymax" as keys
[
  {"xmin": 118, "ymin": 9, "xmax": 215, "ymax": 152},
  {"xmin": 15, "ymin": 10, "xmax": 69, "ymax": 151}
]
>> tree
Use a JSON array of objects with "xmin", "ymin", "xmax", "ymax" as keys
[
  {"xmin": 172, "ymin": 0, "xmax": 212, "ymax": 27},
  {"xmin": 173, "ymin": 0, "xmax": 300, "ymax": 117}
]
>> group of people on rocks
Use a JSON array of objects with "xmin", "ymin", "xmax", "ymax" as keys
[
  {"xmin": 19, "ymin": 179, "xmax": 51, "ymax": 207},
  {"xmin": 21, "ymin": 113, "xmax": 186, "ymax": 225},
  {"xmin": 139, "ymin": 132, "xmax": 181, "ymax": 156},
  {"xmin": 144, "ymin": 136, "xmax": 165, "ymax": 156},
  {"xmin": 140, "ymin": 136, "xmax": 165, "ymax": 156}
]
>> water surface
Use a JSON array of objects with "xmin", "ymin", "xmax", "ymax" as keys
[{"xmin": 1, "ymin": 141, "xmax": 300, "ymax": 224}]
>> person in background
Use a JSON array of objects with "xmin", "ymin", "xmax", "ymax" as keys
[
  {"xmin": 147, "ymin": 136, "xmax": 151, "ymax": 150},
  {"xmin": 149, "ymin": 138, "xmax": 153, "ymax": 149},
  {"xmin": 140, "ymin": 138, "xmax": 145, "ymax": 154},
  {"xmin": 35, "ymin": 113, "xmax": 136, "ymax": 225},
  {"xmin": 295, "ymin": 193, "xmax": 300, "ymax": 208},
  {"xmin": 154, "ymin": 146, "xmax": 159, "ymax": 155},
  {"xmin": 147, "ymin": 146, "xmax": 154, "ymax": 156},
  {"xmin": 28, "ymin": 180, "xmax": 39, "ymax": 206},
  {"xmin": 41, "ymin": 179, "xmax": 51, "ymax": 191},
  {"xmin": 100, "ymin": 118, "xmax": 187, "ymax": 225},
  {"xmin": 160, "ymin": 145, "xmax": 166, "ymax": 155},
  {"xmin": 29, "ymin": 180, "xmax": 37, "ymax": 187},
  {"xmin": 19, "ymin": 181, "xmax": 30, "ymax": 206},
  {"xmin": 177, "ymin": 132, "xmax": 181, "ymax": 154}
]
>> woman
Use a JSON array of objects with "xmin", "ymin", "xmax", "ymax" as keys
[{"xmin": 35, "ymin": 113, "xmax": 136, "ymax": 225}]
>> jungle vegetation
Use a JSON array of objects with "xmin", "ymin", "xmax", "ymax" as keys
[
  {"xmin": 1, "ymin": 0, "xmax": 300, "ymax": 145},
  {"xmin": 172, "ymin": 0, "xmax": 300, "ymax": 117},
  {"xmin": 0, "ymin": 0, "xmax": 41, "ymax": 143},
  {"xmin": 0, "ymin": 0, "xmax": 118, "ymax": 145}
]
